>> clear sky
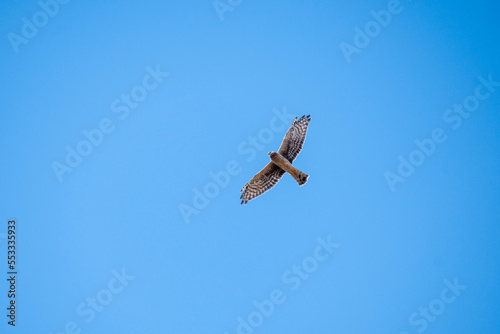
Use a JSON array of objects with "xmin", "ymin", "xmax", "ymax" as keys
[{"xmin": 1, "ymin": 0, "xmax": 500, "ymax": 333}]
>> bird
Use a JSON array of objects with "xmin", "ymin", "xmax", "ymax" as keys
[{"xmin": 240, "ymin": 115, "xmax": 311, "ymax": 204}]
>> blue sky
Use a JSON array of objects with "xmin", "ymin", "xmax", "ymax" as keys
[{"xmin": 1, "ymin": 0, "xmax": 500, "ymax": 333}]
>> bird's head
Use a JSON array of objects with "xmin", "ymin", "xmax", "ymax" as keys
[{"xmin": 268, "ymin": 151, "xmax": 277, "ymax": 158}]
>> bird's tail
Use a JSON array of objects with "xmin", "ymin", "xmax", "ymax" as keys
[{"xmin": 294, "ymin": 171, "xmax": 309, "ymax": 186}]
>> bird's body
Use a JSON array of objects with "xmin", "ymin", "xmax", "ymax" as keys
[
  {"xmin": 268, "ymin": 151, "xmax": 309, "ymax": 186},
  {"xmin": 240, "ymin": 115, "xmax": 311, "ymax": 204}
]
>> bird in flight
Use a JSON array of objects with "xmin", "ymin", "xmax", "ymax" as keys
[{"xmin": 240, "ymin": 115, "xmax": 311, "ymax": 204}]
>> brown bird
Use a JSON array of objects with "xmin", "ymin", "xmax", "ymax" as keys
[{"xmin": 240, "ymin": 115, "xmax": 311, "ymax": 204}]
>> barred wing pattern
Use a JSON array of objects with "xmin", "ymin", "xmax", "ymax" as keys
[
  {"xmin": 240, "ymin": 162, "xmax": 285, "ymax": 204},
  {"xmin": 277, "ymin": 115, "xmax": 311, "ymax": 163}
]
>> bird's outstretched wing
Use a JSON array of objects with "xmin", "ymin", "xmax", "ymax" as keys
[
  {"xmin": 240, "ymin": 162, "xmax": 285, "ymax": 204},
  {"xmin": 277, "ymin": 115, "xmax": 311, "ymax": 162}
]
